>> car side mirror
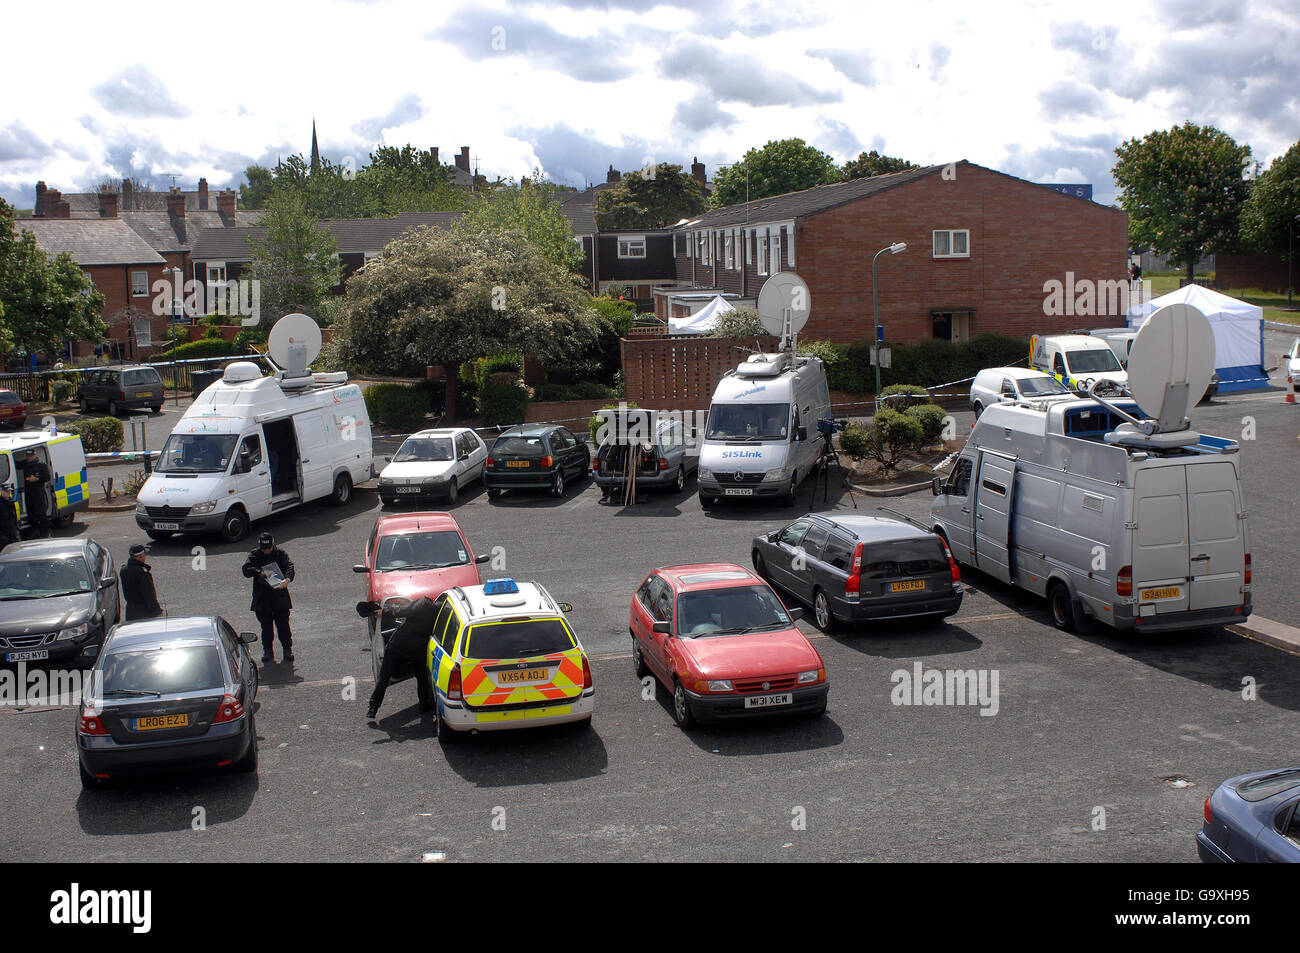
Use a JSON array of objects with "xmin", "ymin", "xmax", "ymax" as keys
[
  {"xmin": 474, "ymin": 553, "xmax": 490, "ymax": 564},
  {"xmin": 557, "ymin": 602, "xmax": 573, "ymax": 613},
  {"xmin": 767, "ymin": 531, "xmax": 780, "ymax": 543},
  {"xmin": 355, "ymin": 601, "xmax": 380, "ymax": 618},
  {"xmin": 787, "ymin": 607, "xmax": 804, "ymax": 623},
  {"xmin": 652, "ymin": 620, "xmax": 672, "ymax": 635},
  {"xmin": 81, "ymin": 645, "xmax": 100, "ymax": 659},
  {"xmin": 932, "ymin": 477, "xmax": 945, "ymax": 496},
  {"xmin": 352, "ymin": 565, "xmax": 369, "ymax": 573},
  {"xmin": 238, "ymin": 631, "xmax": 259, "ymax": 644},
  {"xmin": 384, "ymin": 456, "xmax": 391, "ymax": 463}
]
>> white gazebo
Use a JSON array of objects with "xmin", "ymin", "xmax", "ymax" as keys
[
  {"xmin": 1126, "ymin": 284, "xmax": 1267, "ymax": 392},
  {"xmin": 667, "ymin": 294, "xmax": 736, "ymax": 335}
]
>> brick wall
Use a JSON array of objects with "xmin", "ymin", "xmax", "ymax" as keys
[
  {"xmin": 622, "ymin": 334, "xmax": 779, "ymax": 410},
  {"xmin": 1216, "ymin": 252, "xmax": 1292, "ymax": 293}
]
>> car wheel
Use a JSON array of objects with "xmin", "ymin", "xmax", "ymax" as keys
[
  {"xmin": 671, "ymin": 467, "xmax": 685, "ymax": 493},
  {"xmin": 632, "ymin": 637, "xmax": 649, "ymax": 679},
  {"xmin": 671, "ymin": 680, "xmax": 697, "ymax": 730},
  {"xmin": 329, "ymin": 472, "xmax": 352, "ymax": 506},
  {"xmin": 151, "ymin": 405, "xmax": 162, "ymax": 414},
  {"xmin": 752, "ymin": 549, "xmax": 768, "ymax": 579},
  {"xmin": 145, "ymin": 530, "xmax": 173, "ymax": 542},
  {"xmin": 370, "ymin": 635, "xmax": 383, "ymax": 683},
  {"xmin": 53, "ymin": 513, "xmax": 75, "ymax": 529},
  {"xmin": 108, "ymin": 400, "xmax": 120, "ymax": 417},
  {"xmin": 446, "ymin": 479, "xmax": 458, "ymax": 504},
  {"xmin": 78, "ymin": 398, "xmax": 88, "ymax": 414},
  {"xmin": 1048, "ymin": 582, "xmax": 1077, "ymax": 633},
  {"xmin": 232, "ymin": 717, "xmax": 258, "ymax": 773},
  {"xmin": 78, "ymin": 760, "xmax": 102, "ymax": 790},
  {"xmin": 438, "ymin": 708, "xmax": 460, "ymax": 744},
  {"xmin": 813, "ymin": 588, "xmax": 838, "ymax": 633},
  {"xmin": 551, "ymin": 471, "xmax": 565, "ymax": 497},
  {"xmin": 218, "ymin": 507, "xmax": 248, "ymax": 543},
  {"xmin": 487, "ymin": 488, "xmax": 502, "ymax": 500}
]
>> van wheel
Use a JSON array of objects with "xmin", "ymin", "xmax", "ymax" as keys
[
  {"xmin": 108, "ymin": 400, "xmax": 120, "ymax": 417},
  {"xmin": 219, "ymin": 508, "xmax": 248, "ymax": 543},
  {"xmin": 1048, "ymin": 582, "xmax": 1077, "ymax": 632},
  {"xmin": 782, "ymin": 473, "xmax": 798, "ymax": 507},
  {"xmin": 487, "ymin": 488, "xmax": 502, "ymax": 500},
  {"xmin": 445, "ymin": 479, "xmax": 458, "ymax": 504},
  {"xmin": 330, "ymin": 473, "xmax": 352, "ymax": 506},
  {"xmin": 700, "ymin": 494, "xmax": 716, "ymax": 509},
  {"xmin": 54, "ymin": 513, "xmax": 75, "ymax": 529},
  {"xmin": 78, "ymin": 398, "xmax": 88, "ymax": 414},
  {"xmin": 151, "ymin": 405, "xmax": 162, "ymax": 414},
  {"xmin": 813, "ymin": 588, "xmax": 838, "ymax": 633}
]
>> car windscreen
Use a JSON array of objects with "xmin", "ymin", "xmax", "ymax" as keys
[
  {"xmin": 675, "ymin": 584, "xmax": 792, "ymax": 637},
  {"xmin": 464, "ymin": 618, "xmax": 574, "ymax": 659},
  {"xmin": 393, "ymin": 437, "xmax": 454, "ymax": 463},
  {"xmin": 1065, "ymin": 349, "xmax": 1123, "ymax": 374},
  {"xmin": 0, "ymin": 556, "xmax": 93, "ymax": 600},
  {"xmin": 1019, "ymin": 377, "xmax": 1071, "ymax": 396},
  {"xmin": 492, "ymin": 436, "xmax": 544, "ymax": 456},
  {"xmin": 155, "ymin": 433, "xmax": 238, "ymax": 473},
  {"xmin": 375, "ymin": 531, "xmax": 469, "ymax": 571},
  {"xmin": 100, "ymin": 645, "xmax": 225, "ymax": 695},
  {"xmin": 861, "ymin": 539, "xmax": 950, "ymax": 579},
  {"xmin": 1235, "ymin": 770, "xmax": 1300, "ymax": 802},
  {"xmin": 705, "ymin": 402, "xmax": 791, "ymax": 441},
  {"xmin": 0, "ymin": 390, "xmax": 21, "ymax": 405}
]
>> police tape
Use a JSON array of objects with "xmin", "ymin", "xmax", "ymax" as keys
[{"xmin": 86, "ymin": 451, "xmax": 160, "ymax": 462}]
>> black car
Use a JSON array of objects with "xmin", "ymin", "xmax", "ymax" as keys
[
  {"xmin": 0, "ymin": 538, "xmax": 120, "ymax": 669},
  {"xmin": 76, "ymin": 365, "xmax": 164, "ymax": 416},
  {"xmin": 76, "ymin": 616, "xmax": 260, "ymax": 788},
  {"xmin": 483, "ymin": 425, "xmax": 590, "ymax": 499},
  {"xmin": 751, "ymin": 513, "xmax": 963, "ymax": 631}
]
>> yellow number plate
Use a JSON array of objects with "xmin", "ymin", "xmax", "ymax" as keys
[
  {"xmin": 138, "ymin": 391, "xmax": 154, "ymax": 397},
  {"xmin": 891, "ymin": 580, "xmax": 926, "ymax": 593},
  {"xmin": 1141, "ymin": 587, "xmax": 1182, "ymax": 601},
  {"xmin": 498, "ymin": 668, "xmax": 548, "ymax": 683},
  {"xmin": 506, "ymin": 460, "xmax": 530, "ymax": 468},
  {"xmin": 133, "ymin": 713, "xmax": 189, "ymax": 731}
]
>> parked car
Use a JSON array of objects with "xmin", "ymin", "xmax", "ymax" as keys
[
  {"xmin": 0, "ymin": 538, "xmax": 119, "ymax": 669},
  {"xmin": 1198, "ymin": 767, "xmax": 1300, "ymax": 863},
  {"xmin": 378, "ymin": 428, "xmax": 487, "ymax": 505},
  {"xmin": 75, "ymin": 615, "xmax": 260, "ymax": 788},
  {"xmin": 484, "ymin": 425, "xmax": 590, "ymax": 499},
  {"xmin": 751, "ymin": 514, "xmax": 962, "ymax": 632},
  {"xmin": 969, "ymin": 367, "xmax": 1071, "ymax": 417},
  {"xmin": 593, "ymin": 411, "xmax": 697, "ymax": 498},
  {"xmin": 0, "ymin": 390, "xmax": 27, "ymax": 429},
  {"xmin": 353, "ymin": 511, "xmax": 489, "ymax": 684},
  {"xmin": 629, "ymin": 562, "xmax": 827, "ymax": 728},
  {"xmin": 77, "ymin": 365, "xmax": 165, "ymax": 416}
]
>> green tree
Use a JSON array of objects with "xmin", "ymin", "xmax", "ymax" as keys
[
  {"xmin": 711, "ymin": 139, "xmax": 842, "ymax": 208},
  {"xmin": 1239, "ymin": 139, "xmax": 1300, "ymax": 254},
  {"xmin": 239, "ymin": 165, "xmax": 275, "ymax": 210},
  {"xmin": 595, "ymin": 163, "xmax": 707, "ymax": 230},
  {"xmin": 459, "ymin": 173, "xmax": 583, "ymax": 271},
  {"xmin": 0, "ymin": 200, "xmax": 106, "ymax": 361},
  {"xmin": 843, "ymin": 150, "xmax": 917, "ymax": 180},
  {"xmin": 246, "ymin": 189, "xmax": 342, "ymax": 327},
  {"xmin": 1113, "ymin": 122, "xmax": 1253, "ymax": 283}
]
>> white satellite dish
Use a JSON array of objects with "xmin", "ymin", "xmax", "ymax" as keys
[
  {"xmin": 1125, "ymin": 302, "xmax": 1215, "ymax": 432},
  {"xmin": 267, "ymin": 313, "xmax": 322, "ymax": 379},
  {"xmin": 756, "ymin": 272, "xmax": 811, "ymax": 342}
]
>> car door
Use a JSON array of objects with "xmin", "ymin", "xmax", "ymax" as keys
[
  {"xmin": 768, "ymin": 519, "xmax": 812, "ymax": 592},
  {"xmin": 793, "ymin": 522, "xmax": 831, "ymax": 603},
  {"xmin": 468, "ymin": 431, "xmax": 487, "ymax": 482},
  {"xmin": 556, "ymin": 428, "xmax": 584, "ymax": 475},
  {"xmin": 637, "ymin": 575, "xmax": 674, "ymax": 680},
  {"xmin": 87, "ymin": 541, "xmax": 119, "ymax": 625},
  {"xmin": 973, "ymin": 451, "xmax": 1016, "ymax": 584}
]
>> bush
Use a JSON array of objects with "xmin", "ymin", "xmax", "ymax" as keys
[
  {"xmin": 839, "ymin": 409, "xmax": 922, "ymax": 473},
  {"xmin": 363, "ymin": 382, "xmax": 431, "ymax": 432},
  {"xmin": 169, "ymin": 338, "xmax": 235, "ymax": 360},
  {"xmin": 200, "ymin": 312, "xmax": 227, "ymax": 327},
  {"xmin": 233, "ymin": 328, "xmax": 267, "ymax": 354},
  {"xmin": 838, "ymin": 421, "xmax": 873, "ymax": 460},
  {"xmin": 69, "ymin": 417, "xmax": 124, "ymax": 453},
  {"xmin": 204, "ymin": 325, "xmax": 225, "ymax": 339},
  {"xmin": 479, "ymin": 376, "xmax": 528, "ymax": 427},
  {"xmin": 588, "ymin": 401, "xmax": 639, "ymax": 444},
  {"xmin": 907, "ymin": 404, "xmax": 948, "ymax": 446},
  {"xmin": 825, "ymin": 334, "xmax": 1031, "ymax": 395},
  {"xmin": 605, "ymin": 281, "xmax": 634, "ymax": 300},
  {"xmin": 880, "ymin": 383, "xmax": 932, "ymax": 411},
  {"xmin": 530, "ymin": 381, "xmax": 617, "ymax": 402},
  {"xmin": 711, "ymin": 307, "xmax": 764, "ymax": 339},
  {"xmin": 797, "ymin": 339, "xmax": 841, "ymax": 369},
  {"xmin": 50, "ymin": 379, "xmax": 76, "ymax": 403}
]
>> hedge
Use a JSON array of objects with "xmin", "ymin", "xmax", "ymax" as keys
[
  {"xmin": 363, "ymin": 382, "xmax": 432, "ymax": 432},
  {"xmin": 879, "ymin": 383, "xmax": 931, "ymax": 410},
  {"xmin": 826, "ymin": 334, "xmax": 1030, "ymax": 394},
  {"xmin": 530, "ymin": 381, "xmax": 618, "ymax": 402},
  {"xmin": 479, "ymin": 376, "xmax": 528, "ymax": 427},
  {"xmin": 167, "ymin": 338, "xmax": 240, "ymax": 360},
  {"xmin": 69, "ymin": 417, "xmax": 124, "ymax": 453}
]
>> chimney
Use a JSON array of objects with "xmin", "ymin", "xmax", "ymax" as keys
[
  {"xmin": 34, "ymin": 181, "xmax": 47, "ymax": 216},
  {"xmin": 98, "ymin": 185, "xmax": 119, "ymax": 218},
  {"xmin": 122, "ymin": 178, "xmax": 133, "ymax": 207},
  {"xmin": 431, "ymin": 147, "xmax": 439, "ymax": 166},
  {"xmin": 198, "ymin": 178, "xmax": 209, "ymax": 210},
  {"xmin": 44, "ymin": 188, "xmax": 69, "ymax": 218},
  {"xmin": 216, "ymin": 188, "xmax": 237, "ymax": 221},
  {"xmin": 607, "ymin": 165, "xmax": 621, "ymax": 184},
  {"xmin": 455, "ymin": 146, "xmax": 470, "ymax": 173},
  {"xmin": 691, "ymin": 156, "xmax": 706, "ymax": 186},
  {"xmin": 166, "ymin": 186, "xmax": 185, "ymax": 220}
]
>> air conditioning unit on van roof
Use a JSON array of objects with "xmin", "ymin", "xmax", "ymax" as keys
[{"xmin": 735, "ymin": 353, "xmax": 791, "ymax": 378}]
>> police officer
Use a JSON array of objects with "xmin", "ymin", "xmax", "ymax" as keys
[
  {"xmin": 21, "ymin": 448, "xmax": 51, "ymax": 538},
  {"xmin": 242, "ymin": 532, "xmax": 295, "ymax": 663},
  {"xmin": 0, "ymin": 486, "xmax": 20, "ymax": 551},
  {"xmin": 363, "ymin": 596, "xmax": 436, "ymax": 721},
  {"xmin": 119, "ymin": 543, "xmax": 163, "ymax": 621}
]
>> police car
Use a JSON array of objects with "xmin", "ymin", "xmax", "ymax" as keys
[{"xmin": 427, "ymin": 578, "xmax": 594, "ymax": 739}]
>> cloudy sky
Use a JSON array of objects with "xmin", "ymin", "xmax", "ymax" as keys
[{"xmin": 2, "ymin": 0, "xmax": 1297, "ymax": 210}]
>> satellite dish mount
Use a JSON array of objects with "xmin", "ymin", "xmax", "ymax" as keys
[{"xmin": 267, "ymin": 313, "xmax": 324, "ymax": 387}]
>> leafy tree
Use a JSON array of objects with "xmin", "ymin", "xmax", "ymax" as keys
[
  {"xmin": 246, "ymin": 189, "xmax": 342, "ymax": 328},
  {"xmin": 239, "ymin": 165, "xmax": 275, "ymax": 210},
  {"xmin": 843, "ymin": 150, "xmax": 917, "ymax": 180},
  {"xmin": 1112, "ymin": 122, "xmax": 1253, "ymax": 282},
  {"xmin": 1239, "ymin": 139, "xmax": 1300, "ymax": 254},
  {"xmin": 459, "ymin": 173, "xmax": 582, "ymax": 271},
  {"xmin": 595, "ymin": 163, "xmax": 706, "ymax": 230},
  {"xmin": 711, "ymin": 139, "xmax": 842, "ymax": 208},
  {"xmin": 710, "ymin": 307, "xmax": 764, "ymax": 338}
]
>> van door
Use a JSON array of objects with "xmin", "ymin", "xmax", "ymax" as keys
[
  {"xmin": 293, "ymin": 412, "xmax": 332, "ymax": 501},
  {"xmin": 1131, "ymin": 466, "xmax": 1192, "ymax": 615},
  {"xmin": 231, "ymin": 432, "xmax": 272, "ymax": 519},
  {"xmin": 973, "ymin": 451, "xmax": 1016, "ymax": 584},
  {"xmin": 1185, "ymin": 462, "xmax": 1245, "ymax": 611}
]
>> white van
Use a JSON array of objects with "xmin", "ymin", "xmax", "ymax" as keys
[
  {"xmin": 135, "ymin": 361, "xmax": 373, "ymax": 542},
  {"xmin": 0, "ymin": 430, "xmax": 89, "ymax": 530},
  {"xmin": 1029, "ymin": 333, "xmax": 1128, "ymax": 396},
  {"xmin": 697, "ymin": 352, "xmax": 830, "ymax": 507}
]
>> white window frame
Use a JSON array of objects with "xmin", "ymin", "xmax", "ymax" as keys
[
  {"xmin": 130, "ymin": 269, "xmax": 149, "ymax": 297},
  {"xmin": 787, "ymin": 225, "xmax": 796, "ymax": 267},
  {"xmin": 724, "ymin": 231, "xmax": 734, "ymax": 269},
  {"xmin": 932, "ymin": 229, "xmax": 971, "ymax": 259},
  {"xmin": 205, "ymin": 262, "xmax": 227, "ymax": 314},
  {"xmin": 757, "ymin": 230, "xmax": 769, "ymax": 276},
  {"xmin": 745, "ymin": 229, "xmax": 752, "ymax": 266},
  {"xmin": 617, "ymin": 235, "xmax": 647, "ymax": 259},
  {"xmin": 769, "ymin": 226, "xmax": 781, "ymax": 275}
]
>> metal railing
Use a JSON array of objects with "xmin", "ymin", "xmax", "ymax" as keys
[{"xmin": 0, "ymin": 354, "xmax": 272, "ymax": 404}]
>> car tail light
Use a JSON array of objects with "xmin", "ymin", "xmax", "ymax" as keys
[
  {"xmin": 118, "ymin": 391, "xmax": 126, "ymax": 400},
  {"xmin": 1244, "ymin": 553, "xmax": 1251, "ymax": 585},
  {"xmin": 939, "ymin": 537, "xmax": 961, "ymax": 583},
  {"xmin": 582, "ymin": 656, "xmax": 593, "ymax": 689},
  {"xmin": 485, "ymin": 456, "xmax": 494, "ymax": 467},
  {"xmin": 78, "ymin": 710, "xmax": 109, "ymax": 735},
  {"xmin": 845, "ymin": 542, "xmax": 864, "ymax": 599},
  {"xmin": 212, "ymin": 692, "xmax": 245, "ymax": 724},
  {"xmin": 541, "ymin": 455, "xmax": 554, "ymax": 468},
  {"xmin": 1203, "ymin": 795, "xmax": 1213, "ymax": 824},
  {"xmin": 658, "ymin": 457, "xmax": 669, "ymax": 470},
  {"xmin": 447, "ymin": 666, "xmax": 463, "ymax": 701},
  {"xmin": 1117, "ymin": 566, "xmax": 1132, "ymax": 597}
]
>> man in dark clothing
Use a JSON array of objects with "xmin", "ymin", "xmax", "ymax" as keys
[
  {"xmin": 242, "ymin": 532, "xmax": 295, "ymax": 663},
  {"xmin": 364, "ymin": 597, "xmax": 436, "ymax": 720},
  {"xmin": 119, "ymin": 543, "xmax": 163, "ymax": 621},
  {"xmin": 0, "ymin": 486, "xmax": 20, "ymax": 552},
  {"xmin": 21, "ymin": 449, "xmax": 51, "ymax": 538}
]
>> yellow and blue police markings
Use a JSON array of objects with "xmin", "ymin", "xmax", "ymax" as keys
[{"xmin": 52, "ymin": 467, "xmax": 89, "ymax": 510}]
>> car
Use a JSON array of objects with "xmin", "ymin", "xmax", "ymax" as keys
[
  {"xmin": 75, "ymin": 615, "xmax": 261, "ymax": 788},
  {"xmin": 428, "ymin": 578, "xmax": 593, "ymax": 738},
  {"xmin": 0, "ymin": 538, "xmax": 120, "ymax": 669},
  {"xmin": 76, "ymin": 365, "xmax": 165, "ymax": 416},
  {"xmin": 483, "ymin": 425, "xmax": 590, "ymax": 499},
  {"xmin": 1288, "ymin": 339, "xmax": 1300, "ymax": 387},
  {"xmin": 628, "ymin": 562, "xmax": 828, "ymax": 729},
  {"xmin": 377, "ymin": 428, "xmax": 488, "ymax": 505},
  {"xmin": 969, "ymin": 367, "xmax": 1071, "ymax": 417},
  {"xmin": 1198, "ymin": 767, "xmax": 1300, "ymax": 863},
  {"xmin": 593, "ymin": 412, "xmax": 697, "ymax": 498},
  {"xmin": 353, "ymin": 512, "xmax": 490, "ymax": 684},
  {"xmin": 0, "ymin": 390, "xmax": 27, "ymax": 429},
  {"xmin": 751, "ymin": 514, "xmax": 962, "ymax": 632}
]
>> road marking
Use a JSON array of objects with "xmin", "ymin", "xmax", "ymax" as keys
[{"xmin": 1230, "ymin": 615, "xmax": 1300, "ymax": 656}]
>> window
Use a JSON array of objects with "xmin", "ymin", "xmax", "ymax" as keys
[
  {"xmin": 770, "ymin": 228, "xmax": 781, "ymax": 274},
  {"xmin": 1053, "ymin": 353, "xmax": 1066, "ymax": 376},
  {"xmin": 617, "ymin": 236, "xmax": 646, "ymax": 259},
  {"xmin": 933, "ymin": 229, "xmax": 970, "ymax": 258},
  {"xmin": 949, "ymin": 458, "xmax": 973, "ymax": 496},
  {"xmin": 674, "ymin": 234, "xmax": 685, "ymax": 257},
  {"xmin": 981, "ymin": 480, "xmax": 1006, "ymax": 496},
  {"xmin": 756, "ymin": 230, "xmax": 769, "ymax": 275},
  {"xmin": 787, "ymin": 226, "xmax": 796, "ymax": 267},
  {"xmin": 697, "ymin": 232, "xmax": 711, "ymax": 266},
  {"xmin": 131, "ymin": 270, "xmax": 149, "ymax": 296},
  {"xmin": 778, "ymin": 520, "xmax": 811, "ymax": 547},
  {"xmin": 724, "ymin": 232, "xmax": 734, "ymax": 269},
  {"xmin": 206, "ymin": 262, "xmax": 226, "ymax": 284},
  {"xmin": 236, "ymin": 435, "xmax": 262, "ymax": 470},
  {"xmin": 822, "ymin": 534, "xmax": 855, "ymax": 572},
  {"xmin": 745, "ymin": 229, "xmax": 752, "ymax": 266},
  {"xmin": 802, "ymin": 524, "xmax": 829, "ymax": 559},
  {"xmin": 1000, "ymin": 379, "xmax": 1017, "ymax": 398}
]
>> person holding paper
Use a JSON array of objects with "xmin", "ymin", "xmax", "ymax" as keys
[{"xmin": 242, "ymin": 532, "xmax": 296, "ymax": 663}]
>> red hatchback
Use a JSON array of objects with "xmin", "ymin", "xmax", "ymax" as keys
[
  {"xmin": 353, "ymin": 512, "xmax": 489, "ymax": 681},
  {"xmin": 629, "ymin": 562, "xmax": 829, "ymax": 729},
  {"xmin": 0, "ymin": 390, "xmax": 27, "ymax": 429}
]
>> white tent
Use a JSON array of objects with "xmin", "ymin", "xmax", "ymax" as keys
[
  {"xmin": 1126, "ymin": 284, "xmax": 1266, "ymax": 392},
  {"xmin": 668, "ymin": 294, "xmax": 735, "ymax": 335}
]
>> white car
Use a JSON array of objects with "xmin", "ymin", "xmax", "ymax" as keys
[
  {"xmin": 377, "ymin": 428, "xmax": 487, "ymax": 505},
  {"xmin": 969, "ymin": 367, "xmax": 1072, "ymax": 417},
  {"xmin": 1289, "ymin": 339, "xmax": 1300, "ymax": 383}
]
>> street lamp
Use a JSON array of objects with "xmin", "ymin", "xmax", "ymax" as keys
[{"xmin": 871, "ymin": 242, "xmax": 908, "ymax": 399}]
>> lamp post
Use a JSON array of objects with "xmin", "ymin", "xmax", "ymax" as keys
[{"xmin": 871, "ymin": 242, "xmax": 908, "ymax": 400}]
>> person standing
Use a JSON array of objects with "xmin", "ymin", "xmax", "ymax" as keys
[
  {"xmin": 242, "ymin": 532, "xmax": 295, "ymax": 663},
  {"xmin": 364, "ymin": 597, "xmax": 437, "ymax": 721},
  {"xmin": 21, "ymin": 448, "xmax": 51, "ymax": 538},
  {"xmin": 0, "ymin": 486, "xmax": 20, "ymax": 552},
  {"xmin": 119, "ymin": 543, "xmax": 163, "ymax": 621}
]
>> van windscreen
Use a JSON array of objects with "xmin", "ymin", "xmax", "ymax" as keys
[
  {"xmin": 705, "ymin": 403, "xmax": 790, "ymax": 440},
  {"xmin": 1065, "ymin": 349, "xmax": 1122, "ymax": 373},
  {"xmin": 156, "ymin": 433, "xmax": 239, "ymax": 472}
]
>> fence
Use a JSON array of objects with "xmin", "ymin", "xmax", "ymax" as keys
[{"xmin": 0, "ymin": 354, "xmax": 273, "ymax": 404}]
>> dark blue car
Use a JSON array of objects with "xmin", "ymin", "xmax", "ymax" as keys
[{"xmin": 1198, "ymin": 767, "xmax": 1300, "ymax": 862}]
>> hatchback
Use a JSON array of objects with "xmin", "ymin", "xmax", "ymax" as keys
[
  {"xmin": 0, "ymin": 390, "xmax": 26, "ymax": 429},
  {"xmin": 1198, "ymin": 767, "xmax": 1300, "ymax": 863},
  {"xmin": 377, "ymin": 428, "xmax": 488, "ymax": 505},
  {"xmin": 77, "ymin": 365, "xmax": 164, "ymax": 416},
  {"xmin": 484, "ymin": 425, "xmax": 590, "ymax": 499}
]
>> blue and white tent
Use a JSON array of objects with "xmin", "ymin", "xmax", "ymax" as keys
[{"xmin": 1126, "ymin": 284, "xmax": 1268, "ymax": 392}]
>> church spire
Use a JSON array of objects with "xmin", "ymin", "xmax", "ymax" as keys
[{"xmin": 310, "ymin": 120, "xmax": 320, "ymax": 174}]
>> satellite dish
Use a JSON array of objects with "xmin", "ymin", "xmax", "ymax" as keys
[
  {"xmin": 1126, "ymin": 302, "xmax": 1215, "ymax": 431},
  {"xmin": 756, "ymin": 273, "xmax": 811, "ymax": 340},
  {"xmin": 268, "ymin": 313, "xmax": 322, "ymax": 378}
]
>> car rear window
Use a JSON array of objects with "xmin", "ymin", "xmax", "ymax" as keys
[
  {"xmin": 101, "ymin": 645, "xmax": 224, "ymax": 695},
  {"xmin": 124, "ymin": 369, "xmax": 160, "ymax": 386},
  {"xmin": 861, "ymin": 539, "xmax": 950, "ymax": 578},
  {"xmin": 464, "ymin": 618, "xmax": 574, "ymax": 659},
  {"xmin": 1235, "ymin": 770, "xmax": 1300, "ymax": 802},
  {"xmin": 0, "ymin": 391, "xmax": 21, "ymax": 405},
  {"xmin": 492, "ymin": 436, "xmax": 544, "ymax": 456}
]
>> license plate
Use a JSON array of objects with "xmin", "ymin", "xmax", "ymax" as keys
[
  {"xmin": 395, "ymin": 486, "xmax": 421, "ymax": 494},
  {"xmin": 744, "ymin": 693, "xmax": 793, "ymax": 709},
  {"xmin": 497, "ymin": 668, "xmax": 549, "ymax": 684},
  {"xmin": 506, "ymin": 460, "xmax": 531, "ymax": 468},
  {"xmin": 134, "ymin": 714, "xmax": 189, "ymax": 731},
  {"xmin": 891, "ymin": 579, "xmax": 926, "ymax": 593},
  {"xmin": 154, "ymin": 521, "xmax": 179, "ymax": 530},
  {"xmin": 5, "ymin": 650, "xmax": 48, "ymax": 662},
  {"xmin": 138, "ymin": 391, "xmax": 154, "ymax": 397},
  {"xmin": 1141, "ymin": 586, "xmax": 1182, "ymax": 601},
  {"xmin": 724, "ymin": 488, "xmax": 754, "ymax": 496},
  {"xmin": 0, "ymin": 409, "xmax": 10, "ymax": 416}
]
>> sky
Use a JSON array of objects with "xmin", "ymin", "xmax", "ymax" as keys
[{"xmin": 1, "ymin": 0, "xmax": 1297, "ymax": 210}]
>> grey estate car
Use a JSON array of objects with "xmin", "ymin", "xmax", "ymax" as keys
[{"xmin": 593, "ymin": 415, "xmax": 698, "ymax": 499}]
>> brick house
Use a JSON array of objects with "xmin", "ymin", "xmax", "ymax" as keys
[{"xmin": 667, "ymin": 160, "xmax": 1130, "ymax": 344}]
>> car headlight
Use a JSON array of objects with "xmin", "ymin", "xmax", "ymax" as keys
[
  {"xmin": 797, "ymin": 669, "xmax": 822, "ymax": 684},
  {"xmin": 135, "ymin": 501, "xmax": 146, "ymax": 514},
  {"xmin": 190, "ymin": 500, "xmax": 217, "ymax": 515},
  {"xmin": 698, "ymin": 467, "xmax": 713, "ymax": 481},
  {"xmin": 706, "ymin": 679, "xmax": 733, "ymax": 692},
  {"xmin": 57, "ymin": 622, "xmax": 89, "ymax": 641},
  {"xmin": 762, "ymin": 467, "xmax": 789, "ymax": 482}
]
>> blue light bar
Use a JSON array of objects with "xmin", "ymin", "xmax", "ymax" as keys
[{"xmin": 483, "ymin": 578, "xmax": 520, "ymax": 595}]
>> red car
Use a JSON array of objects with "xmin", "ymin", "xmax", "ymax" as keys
[
  {"xmin": 353, "ymin": 512, "xmax": 489, "ymax": 681},
  {"xmin": 0, "ymin": 390, "xmax": 27, "ymax": 429},
  {"xmin": 629, "ymin": 562, "xmax": 829, "ymax": 729}
]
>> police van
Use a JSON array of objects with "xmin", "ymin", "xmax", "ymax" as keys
[
  {"xmin": 698, "ymin": 352, "xmax": 831, "ymax": 508},
  {"xmin": 0, "ymin": 430, "xmax": 89, "ymax": 530},
  {"xmin": 933, "ymin": 304, "xmax": 1251, "ymax": 634},
  {"xmin": 1029, "ymin": 333, "xmax": 1128, "ymax": 396}
]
